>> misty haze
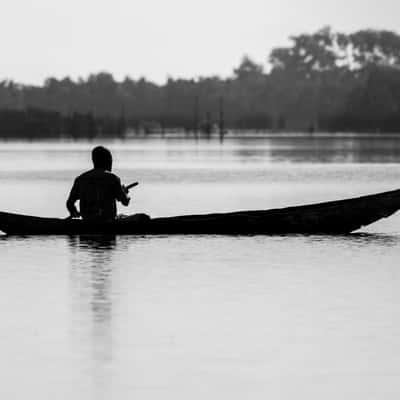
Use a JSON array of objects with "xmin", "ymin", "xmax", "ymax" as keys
[{"xmin": 1, "ymin": 1, "xmax": 400, "ymax": 399}]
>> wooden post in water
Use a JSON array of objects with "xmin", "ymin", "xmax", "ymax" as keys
[
  {"xmin": 205, "ymin": 111, "xmax": 212, "ymax": 139},
  {"xmin": 118, "ymin": 103, "xmax": 126, "ymax": 138},
  {"xmin": 193, "ymin": 95, "xmax": 199, "ymax": 139},
  {"xmin": 218, "ymin": 96, "xmax": 225, "ymax": 143}
]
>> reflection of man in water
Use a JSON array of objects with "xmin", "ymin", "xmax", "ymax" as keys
[{"xmin": 66, "ymin": 146, "xmax": 130, "ymax": 220}]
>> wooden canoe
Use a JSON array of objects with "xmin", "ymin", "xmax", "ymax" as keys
[{"xmin": 0, "ymin": 189, "xmax": 399, "ymax": 235}]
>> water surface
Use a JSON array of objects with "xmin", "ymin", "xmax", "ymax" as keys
[{"xmin": 1, "ymin": 136, "xmax": 400, "ymax": 399}]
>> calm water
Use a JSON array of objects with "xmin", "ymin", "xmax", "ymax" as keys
[{"xmin": 1, "ymin": 135, "xmax": 400, "ymax": 399}]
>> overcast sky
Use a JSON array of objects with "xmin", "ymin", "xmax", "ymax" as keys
[{"xmin": 1, "ymin": 0, "xmax": 400, "ymax": 84}]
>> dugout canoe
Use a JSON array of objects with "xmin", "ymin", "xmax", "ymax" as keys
[{"xmin": 0, "ymin": 189, "xmax": 399, "ymax": 235}]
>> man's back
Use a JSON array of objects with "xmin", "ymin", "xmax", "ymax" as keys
[{"xmin": 68, "ymin": 168, "xmax": 128, "ymax": 220}]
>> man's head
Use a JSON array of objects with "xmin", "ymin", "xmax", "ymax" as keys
[{"xmin": 92, "ymin": 146, "xmax": 112, "ymax": 171}]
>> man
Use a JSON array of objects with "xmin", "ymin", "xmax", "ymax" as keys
[{"xmin": 66, "ymin": 146, "xmax": 130, "ymax": 220}]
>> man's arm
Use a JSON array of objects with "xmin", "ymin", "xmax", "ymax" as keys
[
  {"xmin": 66, "ymin": 180, "xmax": 81, "ymax": 218},
  {"xmin": 115, "ymin": 178, "xmax": 131, "ymax": 206}
]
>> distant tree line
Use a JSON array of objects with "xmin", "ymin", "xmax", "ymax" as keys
[
  {"xmin": 0, "ymin": 109, "xmax": 126, "ymax": 139},
  {"xmin": 2, "ymin": 26, "xmax": 400, "ymax": 138}
]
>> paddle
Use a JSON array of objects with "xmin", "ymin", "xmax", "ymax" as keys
[{"xmin": 125, "ymin": 182, "xmax": 139, "ymax": 191}]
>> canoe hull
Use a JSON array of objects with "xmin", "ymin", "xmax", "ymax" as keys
[{"xmin": 1, "ymin": 189, "xmax": 400, "ymax": 235}]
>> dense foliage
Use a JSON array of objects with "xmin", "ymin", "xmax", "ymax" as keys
[{"xmin": 2, "ymin": 27, "xmax": 400, "ymax": 137}]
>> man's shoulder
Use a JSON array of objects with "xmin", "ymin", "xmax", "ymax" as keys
[
  {"xmin": 76, "ymin": 169, "xmax": 121, "ymax": 183},
  {"xmin": 75, "ymin": 169, "xmax": 95, "ymax": 182},
  {"xmin": 104, "ymin": 171, "xmax": 122, "ymax": 184}
]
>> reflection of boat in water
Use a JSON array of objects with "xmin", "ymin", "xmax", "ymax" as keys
[{"xmin": 1, "ymin": 189, "xmax": 400, "ymax": 235}]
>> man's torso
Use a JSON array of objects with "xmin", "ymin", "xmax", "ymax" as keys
[{"xmin": 73, "ymin": 169, "xmax": 122, "ymax": 219}]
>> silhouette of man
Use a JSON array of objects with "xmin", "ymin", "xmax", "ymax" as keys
[{"xmin": 66, "ymin": 146, "xmax": 130, "ymax": 220}]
